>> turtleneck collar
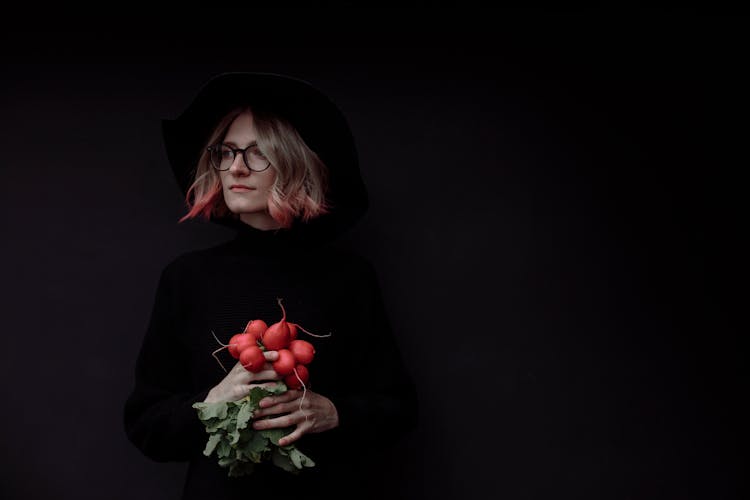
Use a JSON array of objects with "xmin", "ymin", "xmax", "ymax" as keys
[
  {"xmin": 212, "ymin": 214, "xmax": 328, "ymax": 256},
  {"xmin": 234, "ymin": 220, "xmax": 294, "ymax": 242}
]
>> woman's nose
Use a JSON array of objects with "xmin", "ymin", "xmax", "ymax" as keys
[{"xmin": 229, "ymin": 153, "xmax": 249, "ymax": 173}]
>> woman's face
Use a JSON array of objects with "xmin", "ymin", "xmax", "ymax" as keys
[{"xmin": 219, "ymin": 111, "xmax": 280, "ymax": 230}]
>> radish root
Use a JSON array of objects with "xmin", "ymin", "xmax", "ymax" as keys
[
  {"xmin": 210, "ymin": 330, "xmax": 229, "ymax": 373},
  {"xmin": 296, "ymin": 324, "xmax": 333, "ymax": 338},
  {"xmin": 276, "ymin": 296, "xmax": 332, "ymax": 338},
  {"xmin": 292, "ymin": 367, "xmax": 309, "ymax": 422}
]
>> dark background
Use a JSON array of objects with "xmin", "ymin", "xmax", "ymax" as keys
[{"xmin": 1, "ymin": 8, "xmax": 745, "ymax": 500}]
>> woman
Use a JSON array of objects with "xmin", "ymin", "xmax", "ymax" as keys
[{"xmin": 123, "ymin": 72, "xmax": 418, "ymax": 499}]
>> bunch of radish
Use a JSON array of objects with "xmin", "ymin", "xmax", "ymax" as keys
[{"xmin": 212, "ymin": 297, "xmax": 329, "ymax": 391}]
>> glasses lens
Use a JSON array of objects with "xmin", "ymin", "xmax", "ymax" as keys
[
  {"xmin": 245, "ymin": 146, "xmax": 269, "ymax": 171},
  {"xmin": 210, "ymin": 144, "xmax": 234, "ymax": 170}
]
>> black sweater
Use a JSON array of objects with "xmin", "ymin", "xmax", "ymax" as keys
[{"xmin": 123, "ymin": 221, "xmax": 419, "ymax": 498}]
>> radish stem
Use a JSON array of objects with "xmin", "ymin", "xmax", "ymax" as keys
[{"xmin": 276, "ymin": 297, "xmax": 286, "ymax": 318}]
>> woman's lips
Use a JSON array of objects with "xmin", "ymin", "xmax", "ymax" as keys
[{"xmin": 230, "ymin": 186, "xmax": 255, "ymax": 191}]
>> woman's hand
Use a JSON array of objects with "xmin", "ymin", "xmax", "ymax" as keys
[
  {"xmin": 251, "ymin": 390, "xmax": 339, "ymax": 446},
  {"xmin": 203, "ymin": 351, "xmax": 281, "ymax": 404}
]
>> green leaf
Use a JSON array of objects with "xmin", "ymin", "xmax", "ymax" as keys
[
  {"xmin": 289, "ymin": 447, "xmax": 304, "ymax": 469},
  {"xmin": 269, "ymin": 382, "xmax": 288, "ymax": 394},
  {"xmin": 260, "ymin": 427, "xmax": 293, "ymax": 446},
  {"xmin": 203, "ymin": 433, "xmax": 222, "ymax": 457},
  {"xmin": 271, "ymin": 447, "xmax": 298, "ymax": 473},
  {"xmin": 276, "ymin": 446, "xmax": 290, "ymax": 456},
  {"xmin": 205, "ymin": 418, "xmax": 228, "ymax": 433},
  {"xmin": 227, "ymin": 428, "xmax": 241, "ymax": 445},
  {"xmin": 241, "ymin": 431, "xmax": 269, "ymax": 462},
  {"xmin": 194, "ymin": 386, "xmax": 315, "ymax": 477},
  {"xmin": 228, "ymin": 461, "xmax": 255, "ymax": 477},
  {"xmin": 216, "ymin": 439, "xmax": 231, "ymax": 459},
  {"xmin": 289, "ymin": 448, "xmax": 315, "ymax": 468},
  {"xmin": 193, "ymin": 402, "xmax": 229, "ymax": 422},
  {"xmin": 227, "ymin": 400, "xmax": 243, "ymax": 414},
  {"xmin": 247, "ymin": 383, "xmax": 288, "ymax": 408},
  {"xmin": 247, "ymin": 387, "xmax": 266, "ymax": 408},
  {"xmin": 236, "ymin": 401, "xmax": 253, "ymax": 430}
]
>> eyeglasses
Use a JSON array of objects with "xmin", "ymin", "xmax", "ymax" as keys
[{"xmin": 206, "ymin": 143, "xmax": 272, "ymax": 172}]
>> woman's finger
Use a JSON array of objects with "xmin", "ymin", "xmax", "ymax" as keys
[
  {"xmin": 248, "ymin": 368, "xmax": 283, "ymax": 381},
  {"xmin": 253, "ymin": 413, "xmax": 297, "ymax": 430},
  {"xmin": 263, "ymin": 350, "xmax": 279, "ymax": 362},
  {"xmin": 259, "ymin": 389, "xmax": 303, "ymax": 408},
  {"xmin": 254, "ymin": 399, "xmax": 304, "ymax": 418},
  {"xmin": 278, "ymin": 425, "xmax": 307, "ymax": 447}
]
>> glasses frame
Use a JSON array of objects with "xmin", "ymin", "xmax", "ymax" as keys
[{"xmin": 206, "ymin": 143, "xmax": 272, "ymax": 172}]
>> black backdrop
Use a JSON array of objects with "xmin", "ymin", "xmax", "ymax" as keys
[{"xmin": 1, "ymin": 9, "xmax": 744, "ymax": 500}]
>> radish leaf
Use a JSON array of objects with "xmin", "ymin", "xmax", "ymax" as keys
[
  {"xmin": 236, "ymin": 402, "xmax": 253, "ymax": 430},
  {"xmin": 193, "ymin": 383, "xmax": 315, "ymax": 476},
  {"xmin": 271, "ymin": 447, "xmax": 297, "ymax": 473},
  {"xmin": 194, "ymin": 402, "xmax": 228, "ymax": 421},
  {"xmin": 260, "ymin": 427, "xmax": 291, "ymax": 446},
  {"xmin": 203, "ymin": 433, "xmax": 222, "ymax": 457},
  {"xmin": 216, "ymin": 439, "xmax": 231, "ymax": 459}
]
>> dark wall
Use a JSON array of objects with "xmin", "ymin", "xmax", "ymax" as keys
[{"xmin": 1, "ymin": 9, "xmax": 744, "ymax": 500}]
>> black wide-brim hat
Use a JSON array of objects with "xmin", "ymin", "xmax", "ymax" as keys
[{"xmin": 161, "ymin": 71, "xmax": 369, "ymax": 241}]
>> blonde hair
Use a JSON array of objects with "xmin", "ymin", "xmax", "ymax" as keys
[{"xmin": 178, "ymin": 105, "xmax": 332, "ymax": 228}]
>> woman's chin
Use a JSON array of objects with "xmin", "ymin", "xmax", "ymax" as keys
[{"xmin": 225, "ymin": 201, "xmax": 265, "ymax": 214}]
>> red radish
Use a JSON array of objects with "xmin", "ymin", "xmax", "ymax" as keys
[
  {"xmin": 262, "ymin": 298, "xmax": 291, "ymax": 351},
  {"xmin": 227, "ymin": 333, "xmax": 250, "ymax": 358},
  {"xmin": 288, "ymin": 339, "xmax": 315, "ymax": 365},
  {"xmin": 238, "ymin": 334, "xmax": 260, "ymax": 352},
  {"xmin": 227, "ymin": 334, "xmax": 242, "ymax": 358},
  {"xmin": 272, "ymin": 349, "xmax": 296, "ymax": 376},
  {"xmin": 240, "ymin": 345, "xmax": 266, "ymax": 373},
  {"xmin": 244, "ymin": 319, "xmax": 268, "ymax": 343},
  {"xmin": 285, "ymin": 364, "xmax": 309, "ymax": 390},
  {"xmin": 288, "ymin": 323, "xmax": 298, "ymax": 341}
]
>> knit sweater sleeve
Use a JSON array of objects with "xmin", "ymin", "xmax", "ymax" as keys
[
  {"xmin": 123, "ymin": 260, "xmax": 211, "ymax": 462},
  {"xmin": 327, "ymin": 258, "xmax": 419, "ymax": 444}
]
